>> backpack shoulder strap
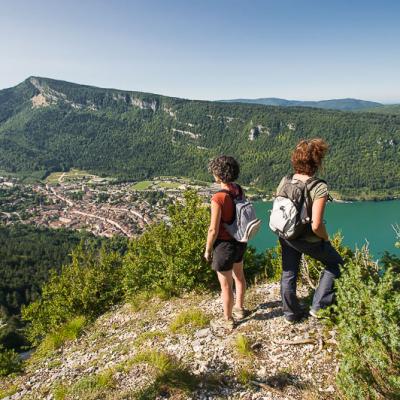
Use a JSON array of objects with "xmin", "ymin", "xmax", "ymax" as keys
[
  {"xmin": 235, "ymin": 183, "xmax": 245, "ymax": 200},
  {"xmin": 305, "ymin": 177, "xmax": 326, "ymax": 191},
  {"xmin": 304, "ymin": 178, "xmax": 332, "ymax": 210},
  {"xmin": 217, "ymin": 184, "xmax": 242, "ymax": 200}
]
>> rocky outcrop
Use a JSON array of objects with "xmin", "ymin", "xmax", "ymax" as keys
[
  {"xmin": 29, "ymin": 78, "xmax": 98, "ymax": 111},
  {"xmin": 163, "ymin": 106, "xmax": 177, "ymax": 118},
  {"xmin": 3, "ymin": 282, "xmax": 339, "ymax": 399},
  {"xmin": 287, "ymin": 123, "xmax": 296, "ymax": 131},
  {"xmin": 131, "ymin": 97, "xmax": 158, "ymax": 112},
  {"xmin": 172, "ymin": 128, "xmax": 201, "ymax": 140}
]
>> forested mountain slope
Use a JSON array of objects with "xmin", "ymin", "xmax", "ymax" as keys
[
  {"xmin": 0, "ymin": 77, "xmax": 399, "ymax": 194},
  {"xmin": 363, "ymin": 104, "xmax": 400, "ymax": 115}
]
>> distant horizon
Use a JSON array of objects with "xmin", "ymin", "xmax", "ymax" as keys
[
  {"xmin": 1, "ymin": 1, "xmax": 399, "ymax": 103},
  {"xmin": 2, "ymin": 75, "xmax": 399, "ymax": 105}
]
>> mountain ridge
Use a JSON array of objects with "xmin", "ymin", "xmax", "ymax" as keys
[
  {"xmin": 219, "ymin": 97, "xmax": 384, "ymax": 111},
  {"xmin": 0, "ymin": 76, "xmax": 399, "ymax": 196}
]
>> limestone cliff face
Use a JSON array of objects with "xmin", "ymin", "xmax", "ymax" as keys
[
  {"xmin": 29, "ymin": 77, "xmax": 159, "ymax": 113},
  {"xmin": 2, "ymin": 282, "xmax": 338, "ymax": 399}
]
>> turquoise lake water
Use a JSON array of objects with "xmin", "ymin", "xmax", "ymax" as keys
[{"xmin": 249, "ymin": 200, "xmax": 400, "ymax": 258}]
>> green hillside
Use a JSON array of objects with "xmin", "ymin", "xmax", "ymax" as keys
[
  {"xmin": 0, "ymin": 77, "xmax": 399, "ymax": 195},
  {"xmin": 363, "ymin": 104, "xmax": 400, "ymax": 115}
]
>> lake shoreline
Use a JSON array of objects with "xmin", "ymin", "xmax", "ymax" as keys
[
  {"xmin": 251, "ymin": 199, "xmax": 400, "ymax": 257},
  {"xmin": 251, "ymin": 192, "xmax": 400, "ymax": 203}
]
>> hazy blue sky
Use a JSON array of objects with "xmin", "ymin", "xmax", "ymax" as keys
[{"xmin": 1, "ymin": 0, "xmax": 399, "ymax": 102}]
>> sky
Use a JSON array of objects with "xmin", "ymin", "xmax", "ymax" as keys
[{"xmin": 0, "ymin": 0, "xmax": 399, "ymax": 102}]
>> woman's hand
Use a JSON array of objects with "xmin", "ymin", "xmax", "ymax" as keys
[{"xmin": 204, "ymin": 249, "xmax": 212, "ymax": 262}]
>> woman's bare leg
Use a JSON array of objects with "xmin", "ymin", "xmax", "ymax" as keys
[
  {"xmin": 232, "ymin": 261, "xmax": 246, "ymax": 309},
  {"xmin": 217, "ymin": 270, "xmax": 234, "ymax": 320}
]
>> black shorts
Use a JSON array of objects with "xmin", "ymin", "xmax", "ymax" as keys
[{"xmin": 212, "ymin": 239, "xmax": 247, "ymax": 272}]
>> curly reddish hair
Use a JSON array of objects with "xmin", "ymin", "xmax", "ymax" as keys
[
  {"xmin": 208, "ymin": 155, "xmax": 240, "ymax": 183},
  {"xmin": 291, "ymin": 138, "xmax": 328, "ymax": 176}
]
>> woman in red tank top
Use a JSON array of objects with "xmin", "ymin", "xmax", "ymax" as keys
[{"xmin": 205, "ymin": 156, "xmax": 247, "ymax": 330}]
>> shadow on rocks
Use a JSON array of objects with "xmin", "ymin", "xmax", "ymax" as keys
[
  {"xmin": 247, "ymin": 300, "xmax": 283, "ymax": 322},
  {"xmin": 265, "ymin": 371, "xmax": 308, "ymax": 390}
]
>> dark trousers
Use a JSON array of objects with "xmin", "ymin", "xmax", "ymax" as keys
[{"xmin": 279, "ymin": 237, "xmax": 344, "ymax": 318}]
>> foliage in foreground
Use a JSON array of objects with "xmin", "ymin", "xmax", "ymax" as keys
[
  {"xmin": 334, "ymin": 248, "xmax": 400, "ymax": 399},
  {"xmin": 122, "ymin": 190, "xmax": 214, "ymax": 297},
  {"xmin": 32, "ymin": 316, "xmax": 86, "ymax": 361},
  {"xmin": 123, "ymin": 190, "xmax": 268, "ymax": 298},
  {"xmin": 169, "ymin": 308, "xmax": 210, "ymax": 334},
  {"xmin": 53, "ymin": 369, "xmax": 115, "ymax": 400},
  {"xmin": 22, "ymin": 245, "xmax": 123, "ymax": 345},
  {"xmin": 0, "ymin": 345, "xmax": 22, "ymax": 376},
  {"xmin": 21, "ymin": 191, "xmax": 267, "ymax": 352},
  {"xmin": 132, "ymin": 350, "xmax": 198, "ymax": 399}
]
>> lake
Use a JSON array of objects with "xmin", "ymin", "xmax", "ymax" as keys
[{"xmin": 249, "ymin": 200, "xmax": 400, "ymax": 258}]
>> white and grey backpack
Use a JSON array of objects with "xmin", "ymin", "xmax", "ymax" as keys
[
  {"xmin": 269, "ymin": 175, "xmax": 326, "ymax": 240},
  {"xmin": 220, "ymin": 186, "xmax": 261, "ymax": 243}
]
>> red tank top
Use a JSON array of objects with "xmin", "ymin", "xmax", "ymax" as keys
[{"xmin": 211, "ymin": 183, "xmax": 241, "ymax": 240}]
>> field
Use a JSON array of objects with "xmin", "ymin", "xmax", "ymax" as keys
[
  {"xmin": 130, "ymin": 180, "xmax": 153, "ymax": 190},
  {"xmin": 158, "ymin": 182, "xmax": 181, "ymax": 189},
  {"xmin": 45, "ymin": 169, "xmax": 96, "ymax": 184},
  {"xmin": 131, "ymin": 177, "xmax": 211, "ymax": 192}
]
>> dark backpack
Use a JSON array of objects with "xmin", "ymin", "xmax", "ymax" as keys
[{"xmin": 269, "ymin": 175, "xmax": 328, "ymax": 240}]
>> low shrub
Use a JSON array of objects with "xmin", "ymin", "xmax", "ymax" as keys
[
  {"xmin": 133, "ymin": 331, "xmax": 166, "ymax": 347},
  {"xmin": 169, "ymin": 308, "xmax": 210, "ymax": 334},
  {"xmin": 334, "ymin": 247, "xmax": 400, "ymax": 399},
  {"xmin": 132, "ymin": 350, "xmax": 198, "ymax": 399},
  {"xmin": 0, "ymin": 345, "xmax": 22, "ymax": 376},
  {"xmin": 0, "ymin": 385, "xmax": 18, "ymax": 398},
  {"xmin": 33, "ymin": 316, "xmax": 86, "ymax": 360},
  {"xmin": 234, "ymin": 333, "xmax": 254, "ymax": 357},
  {"xmin": 123, "ymin": 191, "xmax": 215, "ymax": 298},
  {"xmin": 22, "ymin": 244, "xmax": 123, "ymax": 345},
  {"xmin": 53, "ymin": 369, "xmax": 115, "ymax": 400},
  {"xmin": 236, "ymin": 367, "xmax": 256, "ymax": 386}
]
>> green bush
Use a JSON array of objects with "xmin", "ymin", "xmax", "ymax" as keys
[
  {"xmin": 334, "ymin": 248, "xmax": 400, "ymax": 399},
  {"xmin": 123, "ymin": 190, "xmax": 268, "ymax": 299},
  {"xmin": 0, "ymin": 345, "xmax": 22, "ymax": 376},
  {"xmin": 123, "ymin": 190, "xmax": 215, "ymax": 297},
  {"xmin": 22, "ymin": 245, "xmax": 123, "ymax": 345}
]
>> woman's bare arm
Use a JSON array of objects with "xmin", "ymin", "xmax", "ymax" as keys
[
  {"xmin": 311, "ymin": 196, "xmax": 329, "ymax": 241},
  {"xmin": 205, "ymin": 201, "xmax": 221, "ymax": 260}
]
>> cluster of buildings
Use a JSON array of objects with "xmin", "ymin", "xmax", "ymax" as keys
[
  {"xmin": 0, "ymin": 175, "xmax": 219, "ymax": 238},
  {"xmin": 31, "ymin": 180, "xmax": 171, "ymax": 237}
]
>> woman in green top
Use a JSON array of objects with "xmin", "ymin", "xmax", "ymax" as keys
[{"xmin": 277, "ymin": 138, "xmax": 344, "ymax": 323}]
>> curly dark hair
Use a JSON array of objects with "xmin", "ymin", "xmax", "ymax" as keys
[
  {"xmin": 291, "ymin": 138, "xmax": 328, "ymax": 175},
  {"xmin": 208, "ymin": 155, "xmax": 240, "ymax": 183}
]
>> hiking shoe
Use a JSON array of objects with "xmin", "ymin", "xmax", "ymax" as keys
[
  {"xmin": 283, "ymin": 312, "xmax": 307, "ymax": 325},
  {"xmin": 309, "ymin": 308, "xmax": 322, "ymax": 319},
  {"xmin": 212, "ymin": 317, "xmax": 235, "ymax": 331},
  {"xmin": 283, "ymin": 316, "xmax": 301, "ymax": 325},
  {"xmin": 232, "ymin": 306, "xmax": 248, "ymax": 320}
]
